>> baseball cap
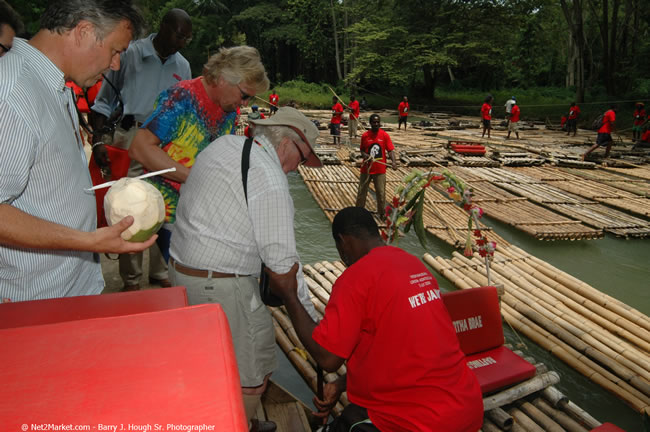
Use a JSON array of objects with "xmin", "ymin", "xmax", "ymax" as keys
[{"xmin": 251, "ymin": 107, "xmax": 323, "ymax": 167}]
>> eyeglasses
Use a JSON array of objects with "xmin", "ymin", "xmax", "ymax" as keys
[
  {"xmin": 237, "ymin": 83, "xmax": 253, "ymax": 102},
  {"xmin": 293, "ymin": 141, "xmax": 308, "ymax": 166},
  {"xmin": 0, "ymin": 42, "xmax": 10, "ymax": 54}
]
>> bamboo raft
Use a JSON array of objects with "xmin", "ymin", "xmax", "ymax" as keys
[
  {"xmin": 299, "ymin": 164, "xmax": 511, "ymax": 250},
  {"xmin": 423, "ymin": 245, "xmax": 650, "ymax": 415},
  {"xmin": 509, "ymin": 167, "xmax": 650, "ymax": 218},
  {"xmin": 463, "ymin": 167, "xmax": 650, "ymax": 238},
  {"xmin": 450, "ymin": 167, "xmax": 603, "ymax": 241},
  {"xmin": 271, "ymin": 261, "xmax": 621, "ymax": 431}
]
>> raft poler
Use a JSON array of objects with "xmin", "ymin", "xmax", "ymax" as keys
[{"xmin": 267, "ymin": 207, "xmax": 484, "ymax": 432}]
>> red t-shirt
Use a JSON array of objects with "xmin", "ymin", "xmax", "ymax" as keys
[
  {"xmin": 481, "ymin": 103, "xmax": 492, "ymax": 120},
  {"xmin": 568, "ymin": 105, "xmax": 580, "ymax": 120},
  {"xmin": 598, "ymin": 109, "xmax": 616, "ymax": 134},
  {"xmin": 331, "ymin": 102, "xmax": 343, "ymax": 124},
  {"xmin": 348, "ymin": 100, "xmax": 360, "ymax": 120},
  {"xmin": 313, "ymin": 246, "xmax": 483, "ymax": 432},
  {"xmin": 269, "ymin": 93, "xmax": 279, "ymax": 106},
  {"xmin": 634, "ymin": 108, "xmax": 647, "ymax": 126},
  {"xmin": 510, "ymin": 105, "xmax": 520, "ymax": 123},
  {"xmin": 359, "ymin": 129, "xmax": 394, "ymax": 175},
  {"xmin": 398, "ymin": 101, "xmax": 409, "ymax": 117}
]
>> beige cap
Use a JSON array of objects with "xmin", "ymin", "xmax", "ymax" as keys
[{"xmin": 250, "ymin": 107, "xmax": 322, "ymax": 168}]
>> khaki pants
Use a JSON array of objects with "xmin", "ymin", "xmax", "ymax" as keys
[
  {"xmin": 348, "ymin": 117, "xmax": 358, "ymax": 138},
  {"xmin": 112, "ymin": 125, "xmax": 168, "ymax": 284},
  {"xmin": 355, "ymin": 173, "xmax": 386, "ymax": 218}
]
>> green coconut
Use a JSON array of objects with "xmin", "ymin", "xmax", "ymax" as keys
[{"xmin": 104, "ymin": 178, "xmax": 165, "ymax": 242}]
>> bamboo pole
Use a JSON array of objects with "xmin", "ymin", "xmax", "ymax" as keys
[
  {"xmin": 514, "ymin": 400, "xmax": 565, "ymax": 432},
  {"xmin": 532, "ymin": 398, "xmax": 589, "ymax": 432},
  {"xmin": 485, "ymin": 408, "xmax": 513, "ymax": 430},
  {"xmin": 482, "ymin": 372, "xmax": 560, "ymax": 411},
  {"xmin": 507, "ymin": 407, "xmax": 545, "ymax": 432}
]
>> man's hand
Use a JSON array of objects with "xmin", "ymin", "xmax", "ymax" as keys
[
  {"xmin": 391, "ymin": 162, "xmax": 397, "ymax": 170},
  {"xmin": 264, "ymin": 262, "xmax": 299, "ymax": 300},
  {"xmin": 92, "ymin": 143, "xmax": 112, "ymax": 180},
  {"xmin": 92, "ymin": 216, "xmax": 157, "ymax": 253},
  {"xmin": 313, "ymin": 378, "xmax": 346, "ymax": 422}
]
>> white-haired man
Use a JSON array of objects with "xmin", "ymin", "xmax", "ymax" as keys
[{"xmin": 169, "ymin": 107, "xmax": 321, "ymax": 432}]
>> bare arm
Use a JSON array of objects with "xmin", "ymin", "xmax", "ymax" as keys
[
  {"xmin": 267, "ymin": 263, "xmax": 346, "ymax": 372},
  {"xmin": 0, "ymin": 204, "xmax": 157, "ymax": 253},
  {"xmin": 389, "ymin": 150, "xmax": 397, "ymax": 169},
  {"xmin": 128, "ymin": 128, "xmax": 190, "ymax": 183}
]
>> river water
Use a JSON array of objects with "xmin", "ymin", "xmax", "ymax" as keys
[{"xmin": 276, "ymin": 171, "xmax": 649, "ymax": 431}]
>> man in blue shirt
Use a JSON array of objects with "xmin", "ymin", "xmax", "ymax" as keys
[{"xmin": 90, "ymin": 8, "xmax": 192, "ymax": 291}]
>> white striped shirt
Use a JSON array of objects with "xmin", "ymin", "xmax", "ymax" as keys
[
  {"xmin": 0, "ymin": 38, "xmax": 103, "ymax": 301},
  {"xmin": 170, "ymin": 135, "xmax": 317, "ymax": 319}
]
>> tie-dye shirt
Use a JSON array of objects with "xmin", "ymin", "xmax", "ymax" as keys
[{"xmin": 143, "ymin": 77, "xmax": 236, "ymax": 223}]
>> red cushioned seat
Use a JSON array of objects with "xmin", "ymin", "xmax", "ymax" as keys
[
  {"xmin": 0, "ymin": 304, "xmax": 247, "ymax": 430},
  {"xmin": 591, "ymin": 423, "xmax": 626, "ymax": 431},
  {"xmin": 0, "ymin": 286, "xmax": 188, "ymax": 329},
  {"xmin": 442, "ymin": 286, "xmax": 537, "ymax": 394}
]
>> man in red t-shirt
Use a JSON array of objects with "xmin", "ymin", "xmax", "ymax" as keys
[
  {"xmin": 583, "ymin": 105, "xmax": 617, "ymax": 160},
  {"xmin": 481, "ymin": 95, "xmax": 493, "ymax": 138},
  {"xmin": 567, "ymin": 102, "xmax": 580, "ymax": 136},
  {"xmin": 267, "ymin": 207, "xmax": 484, "ymax": 432},
  {"xmin": 506, "ymin": 103, "xmax": 520, "ymax": 140},
  {"xmin": 355, "ymin": 114, "xmax": 396, "ymax": 219},
  {"xmin": 397, "ymin": 96, "xmax": 409, "ymax": 130},
  {"xmin": 269, "ymin": 89, "xmax": 279, "ymax": 114},
  {"xmin": 348, "ymin": 95, "xmax": 360, "ymax": 139},
  {"xmin": 330, "ymin": 96, "xmax": 344, "ymax": 145},
  {"xmin": 632, "ymin": 102, "xmax": 646, "ymax": 141}
]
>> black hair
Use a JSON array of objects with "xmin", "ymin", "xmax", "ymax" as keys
[
  {"xmin": 332, "ymin": 207, "xmax": 380, "ymax": 241},
  {"xmin": 0, "ymin": 0, "xmax": 24, "ymax": 35},
  {"xmin": 40, "ymin": 0, "xmax": 143, "ymax": 39},
  {"xmin": 485, "ymin": 95, "xmax": 493, "ymax": 103},
  {"xmin": 369, "ymin": 113, "xmax": 380, "ymax": 123}
]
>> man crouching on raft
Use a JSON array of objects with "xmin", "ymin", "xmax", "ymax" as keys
[{"xmin": 266, "ymin": 207, "xmax": 484, "ymax": 432}]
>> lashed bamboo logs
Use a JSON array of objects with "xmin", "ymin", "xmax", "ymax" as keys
[{"xmin": 423, "ymin": 247, "xmax": 650, "ymax": 414}]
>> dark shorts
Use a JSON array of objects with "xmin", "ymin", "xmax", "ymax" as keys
[
  {"xmin": 482, "ymin": 119, "xmax": 491, "ymax": 129},
  {"xmin": 330, "ymin": 123, "xmax": 341, "ymax": 136},
  {"xmin": 398, "ymin": 116, "xmax": 408, "ymax": 126},
  {"xmin": 270, "ymin": 105, "xmax": 278, "ymax": 113},
  {"xmin": 596, "ymin": 132, "xmax": 612, "ymax": 147},
  {"xmin": 567, "ymin": 119, "xmax": 577, "ymax": 130}
]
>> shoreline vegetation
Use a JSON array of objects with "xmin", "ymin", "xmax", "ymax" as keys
[{"xmin": 260, "ymin": 80, "xmax": 642, "ymax": 132}]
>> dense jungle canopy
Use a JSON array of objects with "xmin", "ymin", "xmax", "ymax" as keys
[{"xmin": 12, "ymin": 0, "xmax": 650, "ymax": 102}]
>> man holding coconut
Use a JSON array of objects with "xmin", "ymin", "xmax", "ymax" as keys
[{"xmin": 0, "ymin": 0, "xmax": 156, "ymax": 302}]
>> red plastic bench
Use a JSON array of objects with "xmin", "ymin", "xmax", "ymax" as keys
[
  {"xmin": 0, "ymin": 303, "xmax": 247, "ymax": 430},
  {"xmin": 441, "ymin": 286, "xmax": 536, "ymax": 394},
  {"xmin": 0, "ymin": 286, "xmax": 188, "ymax": 329}
]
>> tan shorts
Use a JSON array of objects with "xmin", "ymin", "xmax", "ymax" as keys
[
  {"xmin": 169, "ymin": 266, "xmax": 277, "ymax": 387},
  {"xmin": 508, "ymin": 121, "xmax": 519, "ymax": 132}
]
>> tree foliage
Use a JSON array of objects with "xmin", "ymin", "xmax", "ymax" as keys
[{"xmin": 10, "ymin": 0, "xmax": 650, "ymax": 99}]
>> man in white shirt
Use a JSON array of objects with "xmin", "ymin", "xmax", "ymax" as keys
[
  {"xmin": 504, "ymin": 95, "xmax": 516, "ymax": 125},
  {"xmin": 90, "ymin": 8, "xmax": 192, "ymax": 291},
  {"xmin": 169, "ymin": 107, "xmax": 321, "ymax": 432},
  {"xmin": 0, "ymin": 0, "xmax": 155, "ymax": 302}
]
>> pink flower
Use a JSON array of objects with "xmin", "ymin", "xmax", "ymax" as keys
[
  {"xmin": 463, "ymin": 245, "xmax": 473, "ymax": 257},
  {"xmin": 447, "ymin": 186, "xmax": 456, "ymax": 194}
]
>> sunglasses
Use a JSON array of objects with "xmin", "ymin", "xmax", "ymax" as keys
[
  {"xmin": 293, "ymin": 141, "xmax": 308, "ymax": 166},
  {"xmin": 237, "ymin": 83, "xmax": 253, "ymax": 102},
  {"xmin": 0, "ymin": 42, "xmax": 10, "ymax": 54}
]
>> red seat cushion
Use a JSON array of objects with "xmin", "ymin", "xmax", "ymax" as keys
[
  {"xmin": 465, "ymin": 346, "xmax": 537, "ymax": 394},
  {"xmin": 0, "ymin": 304, "xmax": 247, "ymax": 429},
  {"xmin": 0, "ymin": 286, "xmax": 188, "ymax": 329},
  {"xmin": 442, "ymin": 286, "xmax": 504, "ymax": 355},
  {"xmin": 591, "ymin": 423, "xmax": 626, "ymax": 432}
]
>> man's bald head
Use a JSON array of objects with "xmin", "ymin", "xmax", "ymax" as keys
[{"xmin": 156, "ymin": 8, "xmax": 192, "ymax": 58}]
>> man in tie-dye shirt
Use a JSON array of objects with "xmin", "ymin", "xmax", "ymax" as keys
[{"xmin": 129, "ymin": 45, "xmax": 270, "ymax": 260}]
